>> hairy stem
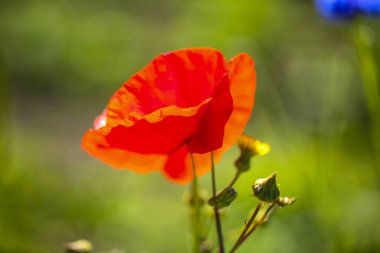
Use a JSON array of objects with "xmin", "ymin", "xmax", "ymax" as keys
[
  {"xmin": 228, "ymin": 172, "xmax": 241, "ymax": 188},
  {"xmin": 229, "ymin": 202, "xmax": 263, "ymax": 253},
  {"xmin": 211, "ymin": 151, "xmax": 225, "ymax": 253},
  {"xmin": 190, "ymin": 153, "xmax": 201, "ymax": 253},
  {"xmin": 241, "ymin": 203, "xmax": 276, "ymax": 243}
]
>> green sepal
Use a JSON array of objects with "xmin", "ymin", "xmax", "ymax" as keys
[
  {"xmin": 208, "ymin": 187, "xmax": 237, "ymax": 208},
  {"xmin": 234, "ymin": 153, "xmax": 252, "ymax": 172},
  {"xmin": 252, "ymin": 172, "xmax": 280, "ymax": 203}
]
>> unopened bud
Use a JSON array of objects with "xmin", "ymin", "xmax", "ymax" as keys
[
  {"xmin": 208, "ymin": 187, "xmax": 237, "ymax": 208},
  {"xmin": 235, "ymin": 134, "xmax": 270, "ymax": 172},
  {"xmin": 64, "ymin": 239, "xmax": 93, "ymax": 253},
  {"xmin": 234, "ymin": 153, "xmax": 252, "ymax": 172},
  {"xmin": 277, "ymin": 197, "xmax": 296, "ymax": 207},
  {"xmin": 252, "ymin": 172, "xmax": 280, "ymax": 203}
]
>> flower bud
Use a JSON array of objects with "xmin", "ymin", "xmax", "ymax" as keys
[
  {"xmin": 235, "ymin": 134, "xmax": 270, "ymax": 172},
  {"xmin": 64, "ymin": 239, "xmax": 93, "ymax": 253},
  {"xmin": 277, "ymin": 196, "xmax": 296, "ymax": 207},
  {"xmin": 252, "ymin": 172, "xmax": 280, "ymax": 203},
  {"xmin": 208, "ymin": 187, "xmax": 237, "ymax": 208}
]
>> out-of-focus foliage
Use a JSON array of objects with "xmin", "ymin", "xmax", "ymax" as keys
[{"xmin": 1, "ymin": 0, "xmax": 380, "ymax": 252}]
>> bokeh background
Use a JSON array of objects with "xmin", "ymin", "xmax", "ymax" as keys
[{"xmin": 1, "ymin": 0, "xmax": 380, "ymax": 252}]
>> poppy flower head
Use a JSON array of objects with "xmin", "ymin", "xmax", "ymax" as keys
[{"xmin": 82, "ymin": 48, "xmax": 256, "ymax": 184}]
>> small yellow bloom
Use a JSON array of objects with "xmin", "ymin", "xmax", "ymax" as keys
[
  {"xmin": 234, "ymin": 134, "xmax": 270, "ymax": 172},
  {"xmin": 237, "ymin": 134, "xmax": 271, "ymax": 157}
]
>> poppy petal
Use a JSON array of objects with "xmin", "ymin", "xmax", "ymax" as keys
[
  {"xmin": 162, "ymin": 145, "xmax": 192, "ymax": 183},
  {"xmin": 93, "ymin": 109, "xmax": 107, "ymax": 130},
  {"xmin": 103, "ymin": 100, "xmax": 210, "ymax": 154},
  {"xmin": 162, "ymin": 146, "xmax": 223, "ymax": 184},
  {"xmin": 188, "ymin": 73, "xmax": 234, "ymax": 153},
  {"xmin": 106, "ymin": 48, "xmax": 226, "ymax": 126},
  {"xmin": 82, "ymin": 130, "xmax": 166, "ymax": 173},
  {"xmin": 223, "ymin": 53, "xmax": 256, "ymax": 147}
]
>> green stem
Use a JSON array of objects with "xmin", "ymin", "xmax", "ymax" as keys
[
  {"xmin": 229, "ymin": 202, "xmax": 263, "ymax": 253},
  {"xmin": 211, "ymin": 151, "xmax": 225, "ymax": 253},
  {"xmin": 228, "ymin": 172, "xmax": 241, "ymax": 188},
  {"xmin": 241, "ymin": 203, "xmax": 276, "ymax": 243},
  {"xmin": 190, "ymin": 153, "xmax": 201, "ymax": 253}
]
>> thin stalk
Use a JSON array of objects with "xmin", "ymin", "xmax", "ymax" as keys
[
  {"xmin": 211, "ymin": 151, "xmax": 225, "ymax": 253},
  {"xmin": 190, "ymin": 153, "xmax": 201, "ymax": 253},
  {"xmin": 241, "ymin": 203, "xmax": 276, "ymax": 243},
  {"xmin": 228, "ymin": 172, "xmax": 241, "ymax": 188},
  {"xmin": 229, "ymin": 202, "xmax": 263, "ymax": 253}
]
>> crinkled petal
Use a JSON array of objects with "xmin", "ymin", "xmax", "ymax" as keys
[
  {"xmin": 82, "ymin": 130, "xmax": 166, "ymax": 173},
  {"xmin": 106, "ymin": 48, "xmax": 226, "ymax": 126},
  {"xmin": 103, "ymin": 100, "xmax": 210, "ymax": 154},
  {"xmin": 222, "ymin": 53, "xmax": 256, "ymax": 147},
  {"xmin": 188, "ymin": 73, "xmax": 233, "ymax": 153}
]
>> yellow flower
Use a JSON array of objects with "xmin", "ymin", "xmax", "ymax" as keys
[
  {"xmin": 234, "ymin": 134, "xmax": 270, "ymax": 172},
  {"xmin": 237, "ymin": 134, "xmax": 270, "ymax": 157}
]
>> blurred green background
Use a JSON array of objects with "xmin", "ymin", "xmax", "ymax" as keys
[{"xmin": 1, "ymin": 0, "xmax": 380, "ymax": 252}]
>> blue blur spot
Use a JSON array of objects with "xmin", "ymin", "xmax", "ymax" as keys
[
  {"xmin": 356, "ymin": 0, "xmax": 380, "ymax": 16},
  {"xmin": 316, "ymin": 0, "xmax": 356, "ymax": 20},
  {"xmin": 316, "ymin": 0, "xmax": 380, "ymax": 20}
]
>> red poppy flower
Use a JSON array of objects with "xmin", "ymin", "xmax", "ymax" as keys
[{"xmin": 82, "ymin": 48, "xmax": 256, "ymax": 184}]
